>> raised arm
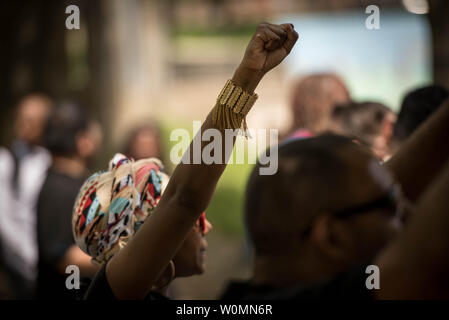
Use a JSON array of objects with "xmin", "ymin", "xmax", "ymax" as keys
[
  {"xmin": 376, "ymin": 157, "xmax": 449, "ymax": 299},
  {"xmin": 106, "ymin": 22, "xmax": 298, "ymax": 299},
  {"xmin": 385, "ymin": 98, "xmax": 449, "ymax": 202}
]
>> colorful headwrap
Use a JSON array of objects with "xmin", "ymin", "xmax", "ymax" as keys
[{"xmin": 72, "ymin": 153, "xmax": 170, "ymax": 265}]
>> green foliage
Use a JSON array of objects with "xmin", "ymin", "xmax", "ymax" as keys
[
  {"xmin": 159, "ymin": 118, "xmax": 254, "ymax": 235},
  {"xmin": 206, "ymin": 163, "xmax": 253, "ymax": 236},
  {"xmin": 172, "ymin": 23, "xmax": 259, "ymax": 39}
]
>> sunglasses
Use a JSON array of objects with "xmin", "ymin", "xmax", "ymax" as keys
[
  {"xmin": 301, "ymin": 184, "xmax": 411, "ymax": 238},
  {"xmin": 333, "ymin": 186, "xmax": 399, "ymax": 219}
]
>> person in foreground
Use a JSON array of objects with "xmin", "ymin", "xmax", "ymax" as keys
[
  {"xmin": 222, "ymin": 96, "xmax": 449, "ymax": 299},
  {"xmin": 72, "ymin": 154, "xmax": 212, "ymax": 299},
  {"xmin": 73, "ymin": 22, "xmax": 299, "ymax": 300}
]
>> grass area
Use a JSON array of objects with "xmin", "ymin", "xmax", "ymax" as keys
[
  {"xmin": 206, "ymin": 163, "xmax": 253, "ymax": 236},
  {"xmin": 159, "ymin": 117, "xmax": 254, "ymax": 236},
  {"xmin": 172, "ymin": 23, "xmax": 259, "ymax": 39}
]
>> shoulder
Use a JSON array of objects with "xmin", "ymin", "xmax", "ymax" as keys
[
  {"xmin": 221, "ymin": 265, "xmax": 374, "ymax": 300},
  {"xmin": 285, "ymin": 264, "xmax": 374, "ymax": 300},
  {"xmin": 84, "ymin": 262, "xmax": 117, "ymax": 300},
  {"xmin": 85, "ymin": 262, "xmax": 168, "ymax": 300},
  {"xmin": 220, "ymin": 281, "xmax": 275, "ymax": 300}
]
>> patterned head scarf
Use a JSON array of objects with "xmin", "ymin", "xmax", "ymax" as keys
[{"xmin": 72, "ymin": 153, "xmax": 169, "ymax": 265}]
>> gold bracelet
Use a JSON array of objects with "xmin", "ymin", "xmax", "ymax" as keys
[{"xmin": 213, "ymin": 80, "xmax": 258, "ymax": 133}]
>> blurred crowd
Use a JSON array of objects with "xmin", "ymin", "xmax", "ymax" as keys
[
  {"xmin": 0, "ymin": 95, "xmax": 165, "ymax": 299},
  {"xmin": 285, "ymin": 73, "xmax": 448, "ymax": 161},
  {"xmin": 0, "ymin": 68, "xmax": 448, "ymax": 299}
]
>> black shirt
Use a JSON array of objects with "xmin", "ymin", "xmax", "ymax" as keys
[
  {"xmin": 36, "ymin": 168, "xmax": 85, "ymax": 299},
  {"xmin": 84, "ymin": 262, "xmax": 169, "ymax": 300},
  {"xmin": 220, "ymin": 264, "xmax": 374, "ymax": 300}
]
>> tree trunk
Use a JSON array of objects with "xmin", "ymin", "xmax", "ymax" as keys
[
  {"xmin": 429, "ymin": 0, "xmax": 449, "ymax": 88},
  {"xmin": 0, "ymin": 0, "xmax": 67, "ymax": 144}
]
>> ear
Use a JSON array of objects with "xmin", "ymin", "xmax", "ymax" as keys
[{"xmin": 309, "ymin": 215, "xmax": 356, "ymax": 262}]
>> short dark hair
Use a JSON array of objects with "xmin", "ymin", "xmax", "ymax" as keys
[
  {"xmin": 245, "ymin": 134, "xmax": 361, "ymax": 255},
  {"xmin": 44, "ymin": 101, "xmax": 88, "ymax": 156},
  {"xmin": 394, "ymin": 85, "xmax": 449, "ymax": 143},
  {"xmin": 331, "ymin": 101, "xmax": 391, "ymax": 146}
]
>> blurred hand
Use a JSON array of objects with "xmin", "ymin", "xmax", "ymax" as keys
[{"xmin": 232, "ymin": 22, "xmax": 299, "ymax": 92}]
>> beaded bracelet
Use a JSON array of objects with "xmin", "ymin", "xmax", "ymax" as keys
[{"xmin": 212, "ymin": 79, "xmax": 258, "ymax": 134}]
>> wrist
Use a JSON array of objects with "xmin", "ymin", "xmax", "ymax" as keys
[{"xmin": 231, "ymin": 65, "xmax": 264, "ymax": 94}]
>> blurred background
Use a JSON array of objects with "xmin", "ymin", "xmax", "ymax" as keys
[{"xmin": 0, "ymin": 0, "xmax": 448, "ymax": 299}]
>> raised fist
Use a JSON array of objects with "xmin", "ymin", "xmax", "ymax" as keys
[{"xmin": 240, "ymin": 22, "xmax": 299, "ymax": 75}]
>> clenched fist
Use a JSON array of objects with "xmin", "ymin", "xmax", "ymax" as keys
[
  {"xmin": 232, "ymin": 22, "xmax": 299, "ymax": 93},
  {"xmin": 241, "ymin": 22, "xmax": 298, "ymax": 73}
]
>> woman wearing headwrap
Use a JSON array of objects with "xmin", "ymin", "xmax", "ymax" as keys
[
  {"xmin": 73, "ymin": 153, "xmax": 212, "ymax": 299},
  {"xmin": 73, "ymin": 22, "xmax": 298, "ymax": 299}
]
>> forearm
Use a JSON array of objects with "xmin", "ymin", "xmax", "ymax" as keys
[
  {"xmin": 385, "ymin": 98, "xmax": 449, "ymax": 202},
  {"xmin": 376, "ymin": 158, "xmax": 449, "ymax": 299},
  {"xmin": 106, "ymin": 68, "xmax": 264, "ymax": 299},
  {"xmin": 163, "ymin": 67, "xmax": 264, "ymax": 214},
  {"xmin": 105, "ymin": 22, "xmax": 298, "ymax": 300}
]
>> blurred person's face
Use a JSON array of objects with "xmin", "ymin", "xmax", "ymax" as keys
[
  {"xmin": 305, "ymin": 152, "xmax": 408, "ymax": 268},
  {"xmin": 317, "ymin": 85, "xmax": 350, "ymax": 133},
  {"xmin": 129, "ymin": 129, "xmax": 160, "ymax": 160},
  {"xmin": 172, "ymin": 217, "xmax": 212, "ymax": 277},
  {"xmin": 135, "ymin": 162, "xmax": 212, "ymax": 278},
  {"xmin": 152, "ymin": 218, "xmax": 211, "ymax": 289},
  {"xmin": 14, "ymin": 96, "xmax": 51, "ymax": 146},
  {"xmin": 293, "ymin": 76, "xmax": 350, "ymax": 134},
  {"xmin": 77, "ymin": 122, "xmax": 103, "ymax": 161},
  {"xmin": 135, "ymin": 164, "xmax": 212, "ymax": 277}
]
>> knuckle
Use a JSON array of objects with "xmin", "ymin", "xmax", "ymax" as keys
[{"xmin": 258, "ymin": 22, "xmax": 269, "ymax": 29}]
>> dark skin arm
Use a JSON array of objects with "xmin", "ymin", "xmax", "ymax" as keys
[
  {"xmin": 105, "ymin": 22, "xmax": 299, "ymax": 299},
  {"xmin": 385, "ymin": 98, "xmax": 449, "ymax": 202},
  {"xmin": 376, "ymin": 99, "xmax": 449, "ymax": 298},
  {"xmin": 376, "ymin": 157, "xmax": 449, "ymax": 299}
]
